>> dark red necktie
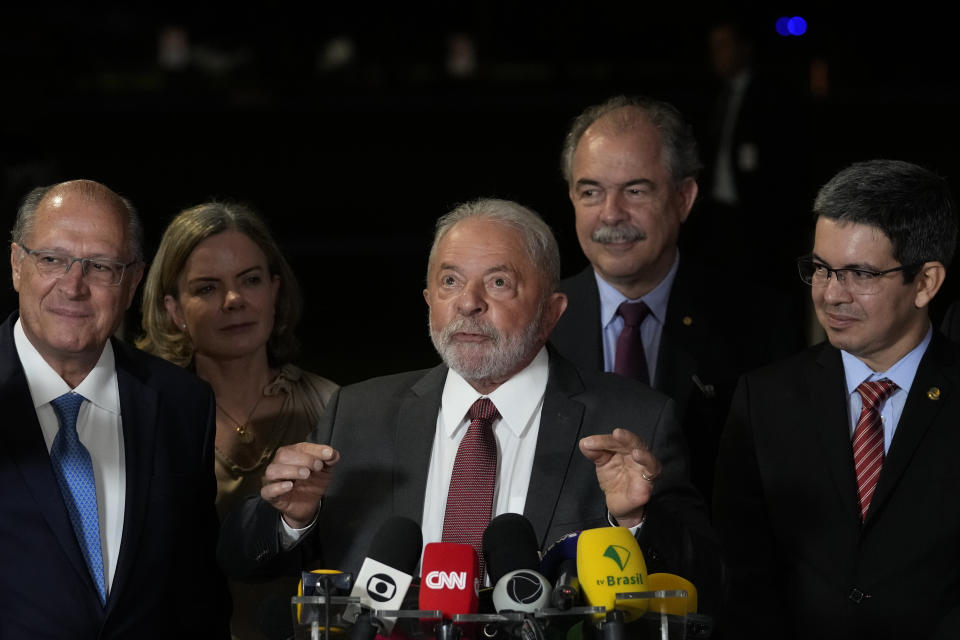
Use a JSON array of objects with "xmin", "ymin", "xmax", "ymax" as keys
[
  {"xmin": 442, "ymin": 398, "xmax": 499, "ymax": 578},
  {"xmin": 614, "ymin": 300, "xmax": 651, "ymax": 384},
  {"xmin": 852, "ymin": 379, "xmax": 898, "ymax": 519}
]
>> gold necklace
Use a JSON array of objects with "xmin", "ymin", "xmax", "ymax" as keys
[{"xmin": 216, "ymin": 393, "xmax": 266, "ymax": 445}]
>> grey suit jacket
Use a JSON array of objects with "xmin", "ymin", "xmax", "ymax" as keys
[
  {"xmin": 714, "ymin": 334, "xmax": 960, "ymax": 639},
  {"xmin": 218, "ymin": 348, "xmax": 722, "ymax": 614}
]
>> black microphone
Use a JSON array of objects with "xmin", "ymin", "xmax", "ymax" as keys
[
  {"xmin": 482, "ymin": 514, "xmax": 550, "ymax": 639},
  {"xmin": 551, "ymin": 557, "xmax": 581, "ymax": 610},
  {"xmin": 343, "ymin": 515, "xmax": 423, "ymax": 637}
]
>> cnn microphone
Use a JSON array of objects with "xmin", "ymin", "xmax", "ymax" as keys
[
  {"xmin": 343, "ymin": 515, "xmax": 423, "ymax": 637},
  {"xmin": 419, "ymin": 542, "xmax": 481, "ymax": 617},
  {"xmin": 576, "ymin": 527, "xmax": 649, "ymax": 623},
  {"xmin": 482, "ymin": 513, "xmax": 550, "ymax": 615}
]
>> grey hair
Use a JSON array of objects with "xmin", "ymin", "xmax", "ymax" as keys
[
  {"xmin": 427, "ymin": 198, "xmax": 561, "ymax": 291},
  {"xmin": 560, "ymin": 95, "xmax": 702, "ymax": 186},
  {"xmin": 11, "ymin": 180, "xmax": 144, "ymax": 261},
  {"xmin": 813, "ymin": 159, "xmax": 957, "ymax": 273}
]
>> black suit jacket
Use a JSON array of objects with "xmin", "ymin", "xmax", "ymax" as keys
[
  {"xmin": 0, "ymin": 313, "xmax": 230, "ymax": 639},
  {"xmin": 713, "ymin": 335, "xmax": 960, "ymax": 639},
  {"xmin": 218, "ymin": 348, "xmax": 723, "ymax": 616},
  {"xmin": 549, "ymin": 263, "xmax": 804, "ymax": 503}
]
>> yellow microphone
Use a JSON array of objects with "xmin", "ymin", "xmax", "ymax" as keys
[
  {"xmin": 646, "ymin": 573, "xmax": 697, "ymax": 615},
  {"xmin": 576, "ymin": 527, "xmax": 649, "ymax": 621}
]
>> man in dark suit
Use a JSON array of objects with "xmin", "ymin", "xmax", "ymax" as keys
[
  {"xmin": 550, "ymin": 95, "xmax": 804, "ymax": 504},
  {"xmin": 219, "ymin": 197, "xmax": 721, "ymax": 618},
  {"xmin": 713, "ymin": 159, "xmax": 960, "ymax": 638},
  {"xmin": 0, "ymin": 180, "xmax": 229, "ymax": 638}
]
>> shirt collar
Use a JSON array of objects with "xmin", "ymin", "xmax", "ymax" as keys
[
  {"xmin": 14, "ymin": 317, "xmax": 121, "ymax": 414},
  {"xmin": 596, "ymin": 249, "xmax": 680, "ymax": 329},
  {"xmin": 841, "ymin": 324, "xmax": 932, "ymax": 396},
  {"xmin": 440, "ymin": 346, "xmax": 550, "ymax": 439}
]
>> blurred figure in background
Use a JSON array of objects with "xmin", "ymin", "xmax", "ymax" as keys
[{"xmin": 138, "ymin": 201, "xmax": 337, "ymax": 640}]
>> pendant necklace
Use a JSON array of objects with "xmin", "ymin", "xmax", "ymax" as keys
[{"xmin": 216, "ymin": 392, "xmax": 266, "ymax": 445}]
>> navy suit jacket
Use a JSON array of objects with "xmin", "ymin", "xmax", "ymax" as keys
[
  {"xmin": 714, "ymin": 335, "xmax": 960, "ymax": 639},
  {"xmin": 549, "ymin": 262, "xmax": 804, "ymax": 503},
  {"xmin": 218, "ymin": 348, "xmax": 723, "ymax": 616},
  {"xmin": 0, "ymin": 313, "xmax": 230, "ymax": 639}
]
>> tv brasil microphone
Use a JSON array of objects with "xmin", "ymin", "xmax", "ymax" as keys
[
  {"xmin": 343, "ymin": 515, "xmax": 423, "ymax": 637},
  {"xmin": 576, "ymin": 527, "xmax": 649, "ymax": 623}
]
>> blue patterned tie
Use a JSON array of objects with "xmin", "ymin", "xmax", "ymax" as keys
[{"xmin": 50, "ymin": 392, "xmax": 107, "ymax": 604}]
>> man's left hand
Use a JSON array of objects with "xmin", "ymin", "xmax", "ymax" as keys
[{"xmin": 579, "ymin": 427, "xmax": 661, "ymax": 528}]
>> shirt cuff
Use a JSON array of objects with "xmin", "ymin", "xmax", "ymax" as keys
[
  {"xmin": 607, "ymin": 510, "xmax": 645, "ymax": 535},
  {"xmin": 278, "ymin": 510, "xmax": 320, "ymax": 550}
]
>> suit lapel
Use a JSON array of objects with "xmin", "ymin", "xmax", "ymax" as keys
[
  {"xmin": 657, "ymin": 261, "xmax": 701, "ymax": 412},
  {"xmin": 554, "ymin": 267, "xmax": 605, "ymax": 371},
  {"xmin": 107, "ymin": 340, "xmax": 160, "ymax": 609},
  {"xmin": 0, "ymin": 313, "xmax": 106, "ymax": 601},
  {"xmin": 393, "ymin": 365, "xmax": 447, "ymax": 523},
  {"xmin": 811, "ymin": 345, "xmax": 863, "ymax": 520},
  {"xmin": 524, "ymin": 351, "xmax": 586, "ymax": 549},
  {"xmin": 867, "ymin": 334, "xmax": 957, "ymax": 524}
]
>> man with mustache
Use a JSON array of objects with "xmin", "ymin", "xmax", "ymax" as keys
[
  {"xmin": 219, "ymin": 198, "xmax": 721, "ymax": 623},
  {"xmin": 550, "ymin": 95, "xmax": 804, "ymax": 505},
  {"xmin": 713, "ymin": 159, "xmax": 960, "ymax": 638}
]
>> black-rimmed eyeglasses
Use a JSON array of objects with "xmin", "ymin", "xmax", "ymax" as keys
[
  {"xmin": 19, "ymin": 244, "xmax": 138, "ymax": 286},
  {"xmin": 796, "ymin": 257, "xmax": 920, "ymax": 295}
]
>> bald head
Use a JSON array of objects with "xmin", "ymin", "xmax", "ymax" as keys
[{"xmin": 12, "ymin": 179, "xmax": 143, "ymax": 262}]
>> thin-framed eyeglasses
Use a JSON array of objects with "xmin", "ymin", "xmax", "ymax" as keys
[
  {"xmin": 796, "ymin": 256, "xmax": 921, "ymax": 295},
  {"xmin": 18, "ymin": 243, "xmax": 138, "ymax": 286}
]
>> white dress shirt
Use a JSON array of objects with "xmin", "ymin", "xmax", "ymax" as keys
[
  {"xmin": 420, "ymin": 345, "xmax": 550, "ymax": 546},
  {"xmin": 15, "ymin": 319, "xmax": 126, "ymax": 595}
]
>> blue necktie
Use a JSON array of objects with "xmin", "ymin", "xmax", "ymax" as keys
[{"xmin": 50, "ymin": 392, "xmax": 107, "ymax": 604}]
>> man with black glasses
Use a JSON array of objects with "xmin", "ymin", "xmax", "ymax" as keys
[{"xmin": 714, "ymin": 159, "xmax": 960, "ymax": 639}]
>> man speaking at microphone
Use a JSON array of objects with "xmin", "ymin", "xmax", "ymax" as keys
[{"xmin": 219, "ymin": 198, "xmax": 721, "ymax": 615}]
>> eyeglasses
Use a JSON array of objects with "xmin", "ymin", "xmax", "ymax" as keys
[
  {"xmin": 796, "ymin": 257, "xmax": 920, "ymax": 295},
  {"xmin": 19, "ymin": 243, "xmax": 138, "ymax": 286}
]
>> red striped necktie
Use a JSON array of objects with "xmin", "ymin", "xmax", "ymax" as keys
[{"xmin": 852, "ymin": 379, "xmax": 898, "ymax": 519}]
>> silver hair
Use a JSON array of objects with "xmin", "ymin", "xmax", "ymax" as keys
[
  {"xmin": 427, "ymin": 197, "xmax": 561, "ymax": 291},
  {"xmin": 560, "ymin": 95, "xmax": 702, "ymax": 186}
]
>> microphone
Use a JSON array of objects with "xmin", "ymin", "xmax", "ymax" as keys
[
  {"xmin": 343, "ymin": 515, "xmax": 423, "ymax": 636},
  {"xmin": 419, "ymin": 542, "xmax": 481, "ymax": 617},
  {"xmin": 576, "ymin": 527, "xmax": 649, "ymax": 623},
  {"xmin": 646, "ymin": 573, "xmax": 697, "ymax": 615},
  {"xmin": 539, "ymin": 530, "xmax": 582, "ymax": 610},
  {"xmin": 296, "ymin": 569, "xmax": 354, "ymax": 635},
  {"xmin": 482, "ymin": 513, "xmax": 551, "ymax": 614}
]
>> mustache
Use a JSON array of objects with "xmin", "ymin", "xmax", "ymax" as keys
[
  {"xmin": 438, "ymin": 315, "xmax": 500, "ymax": 343},
  {"xmin": 591, "ymin": 224, "xmax": 646, "ymax": 244}
]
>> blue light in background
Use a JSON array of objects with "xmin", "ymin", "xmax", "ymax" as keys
[{"xmin": 776, "ymin": 16, "xmax": 808, "ymax": 37}]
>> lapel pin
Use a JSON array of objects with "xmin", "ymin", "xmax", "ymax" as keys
[
  {"xmin": 927, "ymin": 387, "xmax": 941, "ymax": 401},
  {"xmin": 682, "ymin": 316, "xmax": 693, "ymax": 326}
]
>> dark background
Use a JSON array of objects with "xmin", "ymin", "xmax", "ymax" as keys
[{"xmin": 2, "ymin": 2, "xmax": 958, "ymax": 384}]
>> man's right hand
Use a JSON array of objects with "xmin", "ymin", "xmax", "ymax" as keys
[{"xmin": 261, "ymin": 442, "xmax": 340, "ymax": 529}]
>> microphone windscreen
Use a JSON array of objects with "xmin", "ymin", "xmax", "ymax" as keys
[
  {"xmin": 646, "ymin": 573, "xmax": 697, "ymax": 614},
  {"xmin": 367, "ymin": 515, "xmax": 423, "ymax": 574},
  {"xmin": 576, "ymin": 527, "xmax": 649, "ymax": 622},
  {"xmin": 418, "ymin": 542, "xmax": 480, "ymax": 617},
  {"xmin": 481, "ymin": 512, "xmax": 540, "ymax": 584},
  {"xmin": 539, "ymin": 530, "xmax": 581, "ymax": 581}
]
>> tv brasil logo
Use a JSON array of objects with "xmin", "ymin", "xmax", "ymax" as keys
[{"xmin": 594, "ymin": 544, "xmax": 645, "ymax": 587}]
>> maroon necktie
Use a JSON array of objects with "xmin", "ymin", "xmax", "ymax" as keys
[
  {"xmin": 852, "ymin": 379, "xmax": 898, "ymax": 519},
  {"xmin": 614, "ymin": 300, "xmax": 651, "ymax": 384},
  {"xmin": 442, "ymin": 398, "xmax": 500, "ymax": 577}
]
